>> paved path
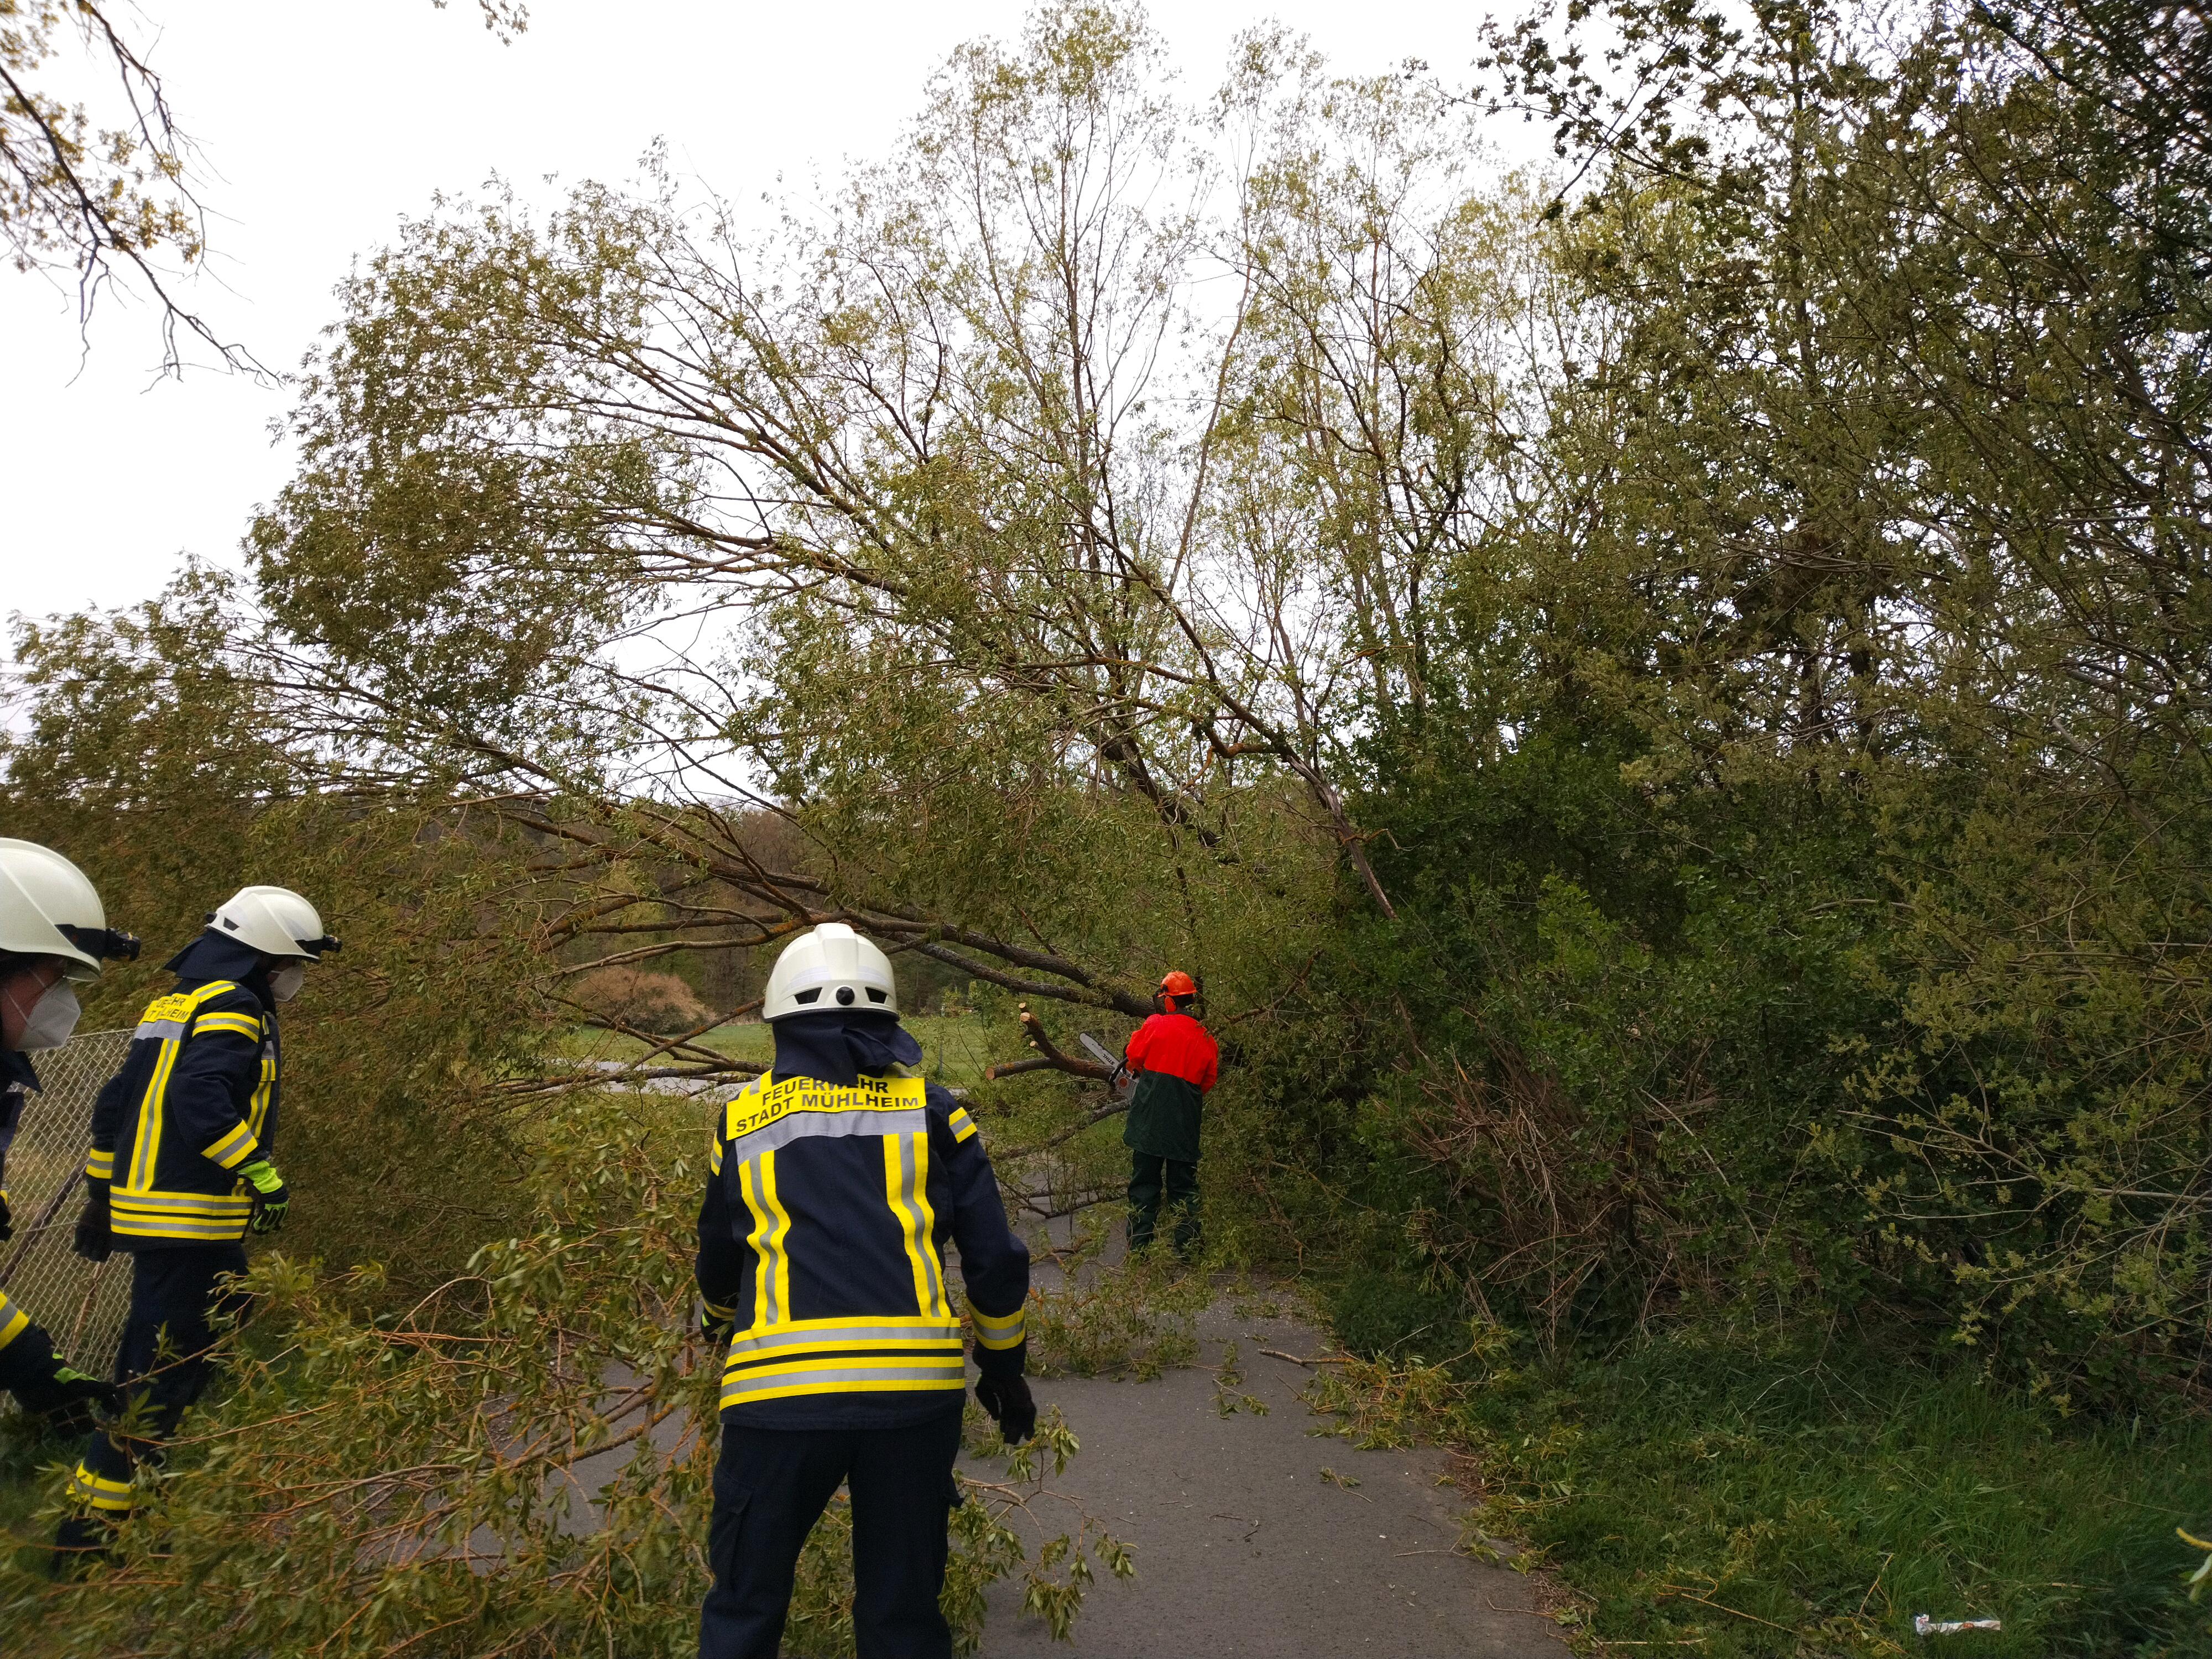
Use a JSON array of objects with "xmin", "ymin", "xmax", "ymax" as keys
[{"xmin": 966, "ymin": 1291, "xmax": 1565, "ymax": 1658}]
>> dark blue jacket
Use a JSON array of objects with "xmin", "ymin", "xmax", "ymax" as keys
[
  {"xmin": 695, "ymin": 1011, "xmax": 1030, "ymax": 1430},
  {"xmin": 85, "ymin": 933, "xmax": 280, "ymax": 1249}
]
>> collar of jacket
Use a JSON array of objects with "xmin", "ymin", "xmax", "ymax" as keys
[
  {"xmin": 768, "ymin": 1010, "xmax": 923, "ymax": 1087},
  {"xmin": 0, "ymin": 1046, "xmax": 36, "ymax": 1093},
  {"xmin": 162, "ymin": 929, "xmax": 276, "ymax": 1006}
]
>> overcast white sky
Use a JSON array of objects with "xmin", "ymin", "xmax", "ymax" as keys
[{"xmin": 2, "ymin": 1, "xmax": 1501, "ymax": 630}]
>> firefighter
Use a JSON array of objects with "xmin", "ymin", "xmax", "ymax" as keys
[
  {"xmin": 54, "ymin": 885, "xmax": 338, "ymax": 1569},
  {"xmin": 1121, "ymin": 969, "xmax": 1219, "ymax": 1259},
  {"xmin": 695, "ymin": 921, "xmax": 1033, "ymax": 1659},
  {"xmin": 0, "ymin": 839, "xmax": 133, "ymax": 1427}
]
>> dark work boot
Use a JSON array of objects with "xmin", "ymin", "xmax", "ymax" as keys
[{"xmin": 49, "ymin": 1513, "xmax": 117, "ymax": 1579}]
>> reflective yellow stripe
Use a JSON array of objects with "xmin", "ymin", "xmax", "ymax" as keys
[
  {"xmin": 723, "ymin": 1073, "xmax": 927, "ymax": 1161},
  {"xmin": 66, "ymin": 1464, "xmax": 134, "ymax": 1512},
  {"xmin": 907, "ymin": 1132, "xmax": 948, "ymax": 1318},
  {"xmin": 709, "ymin": 1131, "xmax": 724, "ymax": 1177},
  {"xmin": 949, "ymin": 1106, "xmax": 978, "ymax": 1143},
  {"xmin": 718, "ymin": 1344, "xmax": 967, "ymax": 1408},
  {"xmin": 247, "ymin": 1034, "xmax": 275, "ymax": 1140},
  {"xmin": 203, "ymin": 1121, "xmax": 259, "ymax": 1169},
  {"xmin": 720, "ymin": 1371, "xmax": 968, "ymax": 1408},
  {"xmin": 884, "ymin": 1135, "xmax": 920, "ymax": 1316},
  {"xmin": 724, "ymin": 1348, "xmax": 964, "ymax": 1380},
  {"xmin": 0, "ymin": 1295, "xmax": 29, "ymax": 1352},
  {"xmin": 129, "ymin": 1024, "xmax": 179, "ymax": 1189},
  {"xmin": 111, "ymin": 1186, "xmax": 252, "ymax": 1242},
  {"xmin": 129, "ymin": 981, "xmax": 243, "ymax": 1189},
  {"xmin": 112, "ymin": 1218, "xmax": 246, "ymax": 1241},
  {"xmin": 741, "ymin": 1154, "xmax": 792, "ymax": 1330},
  {"xmin": 726, "ymin": 1316, "xmax": 964, "ymax": 1355},
  {"xmin": 84, "ymin": 1147, "xmax": 114, "ymax": 1180},
  {"xmin": 193, "ymin": 1014, "xmax": 261, "ymax": 1040},
  {"xmin": 972, "ymin": 1300, "xmax": 1026, "ymax": 1350}
]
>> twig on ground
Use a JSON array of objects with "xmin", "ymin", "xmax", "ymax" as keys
[
  {"xmin": 1483, "ymin": 1597, "xmax": 1566, "ymax": 1618},
  {"xmin": 1656, "ymin": 1589, "xmax": 1793, "ymax": 1632}
]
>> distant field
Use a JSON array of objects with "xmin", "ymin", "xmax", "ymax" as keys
[{"xmin": 561, "ymin": 1013, "xmax": 1004, "ymax": 1088}]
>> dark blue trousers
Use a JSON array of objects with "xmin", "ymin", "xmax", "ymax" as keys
[
  {"xmin": 55, "ymin": 1243, "xmax": 247, "ymax": 1561},
  {"xmin": 700, "ymin": 1407, "xmax": 964, "ymax": 1659}
]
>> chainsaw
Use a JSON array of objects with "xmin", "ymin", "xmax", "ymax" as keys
[{"xmin": 1078, "ymin": 1033, "xmax": 1135, "ymax": 1100}]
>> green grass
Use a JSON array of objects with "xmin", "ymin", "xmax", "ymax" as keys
[
  {"xmin": 1312, "ymin": 1321, "xmax": 2212, "ymax": 1656},
  {"xmin": 0, "ymin": 1408, "xmax": 82, "ymax": 1571}
]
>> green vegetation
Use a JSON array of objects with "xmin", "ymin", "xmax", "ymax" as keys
[
  {"xmin": 562, "ymin": 1013, "xmax": 1003, "ymax": 1088},
  {"xmin": 5, "ymin": 0, "xmax": 2212, "ymax": 1648},
  {"xmin": 0, "ymin": 1094, "xmax": 1130, "ymax": 1657},
  {"xmin": 1312, "ymin": 1329, "xmax": 2212, "ymax": 1656}
]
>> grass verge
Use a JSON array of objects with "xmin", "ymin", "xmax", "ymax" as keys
[{"xmin": 1308, "ymin": 1323, "xmax": 2212, "ymax": 1656}]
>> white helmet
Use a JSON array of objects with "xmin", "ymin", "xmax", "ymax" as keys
[
  {"xmin": 0, "ymin": 838, "xmax": 134, "ymax": 980},
  {"xmin": 206, "ymin": 885, "xmax": 340, "ymax": 961},
  {"xmin": 763, "ymin": 922, "xmax": 898, "ymax": 1020}
]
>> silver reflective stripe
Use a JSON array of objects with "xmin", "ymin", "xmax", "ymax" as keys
[
  {"xmin": 113, "ymin": 1194, "xmax": 248, "ymax": 1215},
  {"xmin": 114, "ymin": 1218, "xmax": 242, "ymax": 1238},
  {"xmin": 721, "ymin": 1361, "xmax": 966, "ymax": 1395},
  {"xmin": 132, "ymin": 1019, "xmax": 186, "ymax": 1041},
  {"xmin": 728, "ymin": 1105, "xmax": 926, "ymax": 1163},
  {"xmin": 740, "ymin": 1159, "xmax": 785, "ymax": 1328},
  {"xmin": 898, "ymin": 1133, "xmax": 947, "ymax": 1316},
  {"xmin": 726, "ymin": 1326, "xmax": 962, "ymax": 1355}
]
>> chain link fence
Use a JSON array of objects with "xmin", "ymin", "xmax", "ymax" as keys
[{"xmin": 1, "ymin": 1029, "xmax": 133, "ymax": 1390}]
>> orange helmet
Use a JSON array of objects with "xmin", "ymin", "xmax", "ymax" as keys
[{"xmin": 1159, "ymin": 971, "xmax": 1197, "ymax": 1000}]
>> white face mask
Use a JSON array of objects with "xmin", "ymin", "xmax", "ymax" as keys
[
  {"xmin": 17, "ymin": 980, "xmax": 82, "ymax": 1051},
  {"xmin": 269, "ymin": 963, "xmax": 307, "ymax": 1003}
]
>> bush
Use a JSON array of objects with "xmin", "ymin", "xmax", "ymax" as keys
[
  {"xmin": 573, "ymin": 966, "xmax": 714, "ymax": 1035},
  {"xmin": 1326, "ymin": 1270, "xmax": 1466, "ymax": 1362}
]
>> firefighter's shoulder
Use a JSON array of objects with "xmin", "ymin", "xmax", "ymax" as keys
[
  {"xmin": 134, "ymin": 979, "xmax": 259, "ymax": 1042},
  {"xmin": 925, "ymin": 1081, "xmax": 983, "ymax": 1146}
]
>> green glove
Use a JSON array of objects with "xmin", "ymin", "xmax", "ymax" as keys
[{"xmin": 239, "ymin": 1159, "xmax": 290, "ymax": 1234}]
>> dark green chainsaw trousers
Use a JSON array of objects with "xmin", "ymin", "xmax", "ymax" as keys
[{"xmin": 1126, "ymin": 1151, "xmax": 1199, "ymax": 1258}]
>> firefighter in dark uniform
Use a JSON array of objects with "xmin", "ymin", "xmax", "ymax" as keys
[
  {"xmin": 54, "ymin": 884, "xmax": 338, "ymax": 1568},
  {"xmin": 1121, "ymin": 969, "xmax": 1219, "ymax": 1258},
  {"xmin": 0, "ymin": 839, "xmax": 134, "ymax": 1425},
  {"xmin": 696, "ymin": 921, "xmax": 1034, "ymax": 1659}
]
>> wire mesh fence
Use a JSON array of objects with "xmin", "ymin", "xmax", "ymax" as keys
[{"xmin": 0, "ymin": 1029, "xmax": 133, "ymax": 1391}]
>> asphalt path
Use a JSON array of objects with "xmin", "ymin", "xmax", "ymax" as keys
[{"xmin": 966, "ymin": 1290, "xmax": 1566, "ymax": 1659}]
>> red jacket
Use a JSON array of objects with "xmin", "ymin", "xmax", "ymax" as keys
[{"xmin": 1124, "ymin": 1011, "xmax": 1218, "ymax": 1092}]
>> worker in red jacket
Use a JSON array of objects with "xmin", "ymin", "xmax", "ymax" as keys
[{"xmin": 1120, "ymin": 971, "xmax": 1218, "ymax": 1258}]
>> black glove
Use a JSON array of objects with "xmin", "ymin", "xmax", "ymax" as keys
[
  {"xmin": 72, "ymin": 1183, "xmax": 112, "ymax": 1263},
  {"xmin": 700, "ymin": 1305, "xmax": 735, "ymax": 1344},
  {"xmin": 0, "ymin": 1188, "xmax": 11, "ymax": 1244},
  {"xmin": 241, "ymin": 1159, "xmax": 290, "ymax": 1234},
  {"xmin": 975, "ymin": 1373, "xmax": 1037, "ymax": 1445},
  {"xmin": 14, "ymin": 1356, "xmax": 122, "ymax": 1433}
]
